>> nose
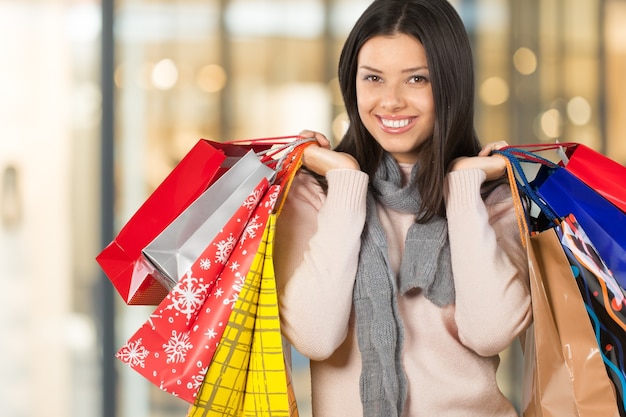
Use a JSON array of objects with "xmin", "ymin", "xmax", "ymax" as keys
[{"xmin": 380, "ymin": 83, "xmax": 405, "ymax": 111}]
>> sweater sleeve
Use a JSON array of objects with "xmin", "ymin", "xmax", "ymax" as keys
[
  {"xmin": 274, "ymin": 168, "xmax": 369, "ymax": 360},
  {"xmin": 445, "ymin": 169, "xmax": 531, "ymax": 357}
]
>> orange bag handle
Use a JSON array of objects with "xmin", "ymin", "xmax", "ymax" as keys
[
  {"xmin": 270, "ymin": 138, "xmax": 316, "ymax": 215},
  {"xmin": 494, "ymin": 154, "xmax": 530, "ymax": 248}
]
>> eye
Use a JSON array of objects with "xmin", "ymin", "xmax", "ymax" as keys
[
  {"xmin": 408, "ymin": 75, "xmax": 429, "ymax": 84},
  {"xmin": 364, "ymin": 74, "xmax": 382, "ymax": 82}
]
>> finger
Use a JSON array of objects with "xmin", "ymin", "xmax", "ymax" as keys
[
  {"xmin": 478, "ymin": 141, "xmax": 509, "ymax": 156},
  {"xmin": 492, "ymin": 140, "xmax": 508, "ymax": 150},
  {"xmin": 298, "ymin": 129, "xmax": 316, "ymax": 138},
  {"xmin": 299, "ymin": 130, "xmax": 331, "ymax": 148}
]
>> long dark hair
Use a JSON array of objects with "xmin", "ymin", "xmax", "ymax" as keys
[{"xmin": 335, "ymin": 0, "xmax": 482, "ymax": 222}]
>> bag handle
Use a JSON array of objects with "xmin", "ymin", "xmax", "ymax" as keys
[
  {"xmin": 495, "ymin": 154, "xmax": 530, "ymax": 248},
  {"xmin": 220, "ymin": 135, "xmax": 318, "ymax": 214},
  {"xmin": 492, "ymin": 148, "xmax": 561, "ymax": 247},
  {"xmin": 501, "ymin": 142, "xmax": 578, "ymax": 154},
  {"xmin": 499, "ymin": 146, "xmax": 560, "ymax": 167},
  {"xmin": 220, "ymin": 135, "xmax": 316, "ymax": 170},
  {"xmin": 224, "ymin": 135, "xmax": 305, "ymax": 146},
  {"xmin": 252, "ymin": 137, "xmax": 317, "ymax": 215}
]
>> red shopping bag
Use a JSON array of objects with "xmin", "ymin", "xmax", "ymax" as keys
[
  {"xmin": 116, "ymin": 180, "xmax": 278, "ymax": 402},
  {"xmin": 565, "ymin": 143, "xmax": 626, "ymax": 213},
  {"xmin": 96, "ymin": 140, "xmax": 226, "ymax": 305}
]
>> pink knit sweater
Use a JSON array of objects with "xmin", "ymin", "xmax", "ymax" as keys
[{"xmin": 274, "ymin": 166, "xmax": 532, "ymax": 417}]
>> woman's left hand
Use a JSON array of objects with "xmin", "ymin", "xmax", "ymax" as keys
[{"xmin": 450, "ymin": 141, "xmax": 508, "ymax": 181}]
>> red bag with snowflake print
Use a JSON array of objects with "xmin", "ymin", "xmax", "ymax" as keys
[{"xmin": 117, "ymin": 180, "xmax": 282, "ymax": 403}]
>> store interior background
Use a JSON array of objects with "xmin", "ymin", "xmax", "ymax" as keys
[{"xmin": 1, "ymin": 0, "xmax": 626, "ymax": 416}]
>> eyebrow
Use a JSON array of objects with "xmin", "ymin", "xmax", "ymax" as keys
[{"xmin": 358, "ymin": 65, "xmax": 429, "ymax": 73}]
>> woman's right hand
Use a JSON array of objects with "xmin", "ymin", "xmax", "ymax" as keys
[{"xmin": 299, "ymin": 130, "xmax": 360, "ymax": 176}]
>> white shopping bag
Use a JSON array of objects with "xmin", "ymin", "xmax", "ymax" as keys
[{"xmin": 142, "ymin": 150, "xmax": 275, "ymax": 289}]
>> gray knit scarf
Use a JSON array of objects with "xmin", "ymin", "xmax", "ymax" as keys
[{"xmin": 354, "ymin": 152, "xmax": 455, "ymax": 417}]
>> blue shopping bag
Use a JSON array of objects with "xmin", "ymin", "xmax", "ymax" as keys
[
  {"xmin": 533, "ymin": 165, "xmax": 626, "ymax": 285},
  {"xmin": 494, "ymin": 145, "xmax": 626, "ymax": 289}
]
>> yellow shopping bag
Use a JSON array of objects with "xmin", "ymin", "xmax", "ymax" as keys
[{"xmin": 188, "ymin": 214, "xmax": 298, "ymax": 417}]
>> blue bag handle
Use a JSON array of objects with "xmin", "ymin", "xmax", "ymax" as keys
[{"xmin": 493, "ymin": 147, "xmax": 560, "ymax": 225}]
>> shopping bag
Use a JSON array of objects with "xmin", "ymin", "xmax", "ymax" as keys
[
  {"xmin": 142, "ymin": 150, "xmax": 275, "ymax": 289},
  {"xmin": 535, "ymin": 167, "xmax": 626, "ymax": 284},
  {"xmin": 206, "ymin": 136, "xmax": 313, "ymax": 213},
  {"xmin": 507, "ymin": 142, "xmax": 626, "ymax": 213},
  {"xmin": 188, "ymin": 214, "xmax": 298, "ymax": 417},
  {"xmin": 557, "ymin": 214, "xmax": 626, "ymax": 415},
  {"xmin": 522, "ymin": 227, "xmax": 620, "ymax": 417},
  {"xmin": 96, "ymin": 140, "xmax": 226, "ymax": 304},
  {"xmin": 116, "ymin": 136, "xmax": 312, "ymax": 405},
  {"xmin": 97, "ymin": 136, "xmax": 312, "ymax": 304},
  {"xmin": 497, "ymin": 145, "xmax": 626, "ymax": 289},
  {"xmin": 495, "ymin": 154, "xmax": 621, "ymax": 417},
  {"xmin": 116, "ymin": 179, "xmax": 277, "ymax": 402}
]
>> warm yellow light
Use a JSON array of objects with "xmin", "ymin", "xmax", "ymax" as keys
[
  {"xmin": 567, "ymin": 96, "xmax": 592, "ymax": 126},
  {"xmin": 196, "ymin": 64, "xmax": 228, "ymax": 93},
  {"xmin": 513, "ymin": 47, "xmax": 537, "ymax": 75},
  {"xmin": 540, "ymin": 109, "xmax": 562, "ymax": 138},
  {"xmin": 480, "ymin": 77, "xmax": 509, "ymax": 106}
]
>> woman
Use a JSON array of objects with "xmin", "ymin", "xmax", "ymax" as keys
[{"xmin": 274, "ymin": 1, "xmax": 532, "ymax": 416}]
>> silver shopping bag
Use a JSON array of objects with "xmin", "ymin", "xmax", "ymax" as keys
[{"xmin": 142, "ymin": 150, "xmax": 275, "ymax": 289}]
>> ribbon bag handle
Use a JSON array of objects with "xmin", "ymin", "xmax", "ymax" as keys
[
  {"xmin": 230, "ymin": 135, "xmax": 317, "ymax": 215},
  {"xmin": 492, "ymin": 148, "xmax": 561, "ymax": 247}
]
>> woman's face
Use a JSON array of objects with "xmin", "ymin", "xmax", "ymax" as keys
[{"xmin": 356, "ymin": 33, "xmax": 435, "ymax": 164}]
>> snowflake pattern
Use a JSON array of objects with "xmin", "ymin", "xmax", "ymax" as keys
[
  {"xmin": 243, "ymin": 188, "xmax": 263, "ymax": 210},
  {"xmin": 116, "ymin": 168, "xmax": 287, "ymax": 402},
  {"xmin": 239, "ymin": 214, "xmax": 264, "ymax": 246},
  {"xmin": 199, "ymin": 258, "xmax": 211, "ymax": 270},
  {"xmin": 214, "ymin": 233, "xmax": 237, "ymax": 264},
  {"xmin": 223, "ymin": 294, "xmax": 239, "ymax": 307},
  {"xmin": 265, "ymin": 186, "xmax": 280, "ymax": 208},
  {"xmin": 163, "ymin": 330, "xmax": 193, "ymax": 364},
  {"xmin": 117, "ymin": 338, "xmax": 150, "ymax": 368},
  {"xmin": 168, "ymin": 271, "xmax": 212, "ymax": 322},
  {"xmin": 188, "ymin": 365, "xmax": 208, "ymax": 392},
  {"xmin": 232, "ymin": 274, "xmax": 246, "ymax": 294}
]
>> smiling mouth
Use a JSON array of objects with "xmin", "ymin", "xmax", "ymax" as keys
[{"xmin": 380, "ymin": 117, "xmax": 415, "ymax": 129}]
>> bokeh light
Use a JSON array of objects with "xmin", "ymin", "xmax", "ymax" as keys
[
  {"xmin": 540, "ymin": 108, "xmax": 563, "ymax": 138},
  {"xmin": 196, "ymin": 64, "xmax": 228, "ymax": 93},
  {"xmin": 567, "ymin": 96, "xmax": 592, "ymax": 125},
  {"xmin": 480, "ymin": 76, "xmax": 510, "ymax": 106},
  {"xmin": 513, "ymin": 47, "xmax": 537, "ymax": 75},
  {"xmin": 151, "ymin": 59, "xmax": 178, "ymax": 90}
]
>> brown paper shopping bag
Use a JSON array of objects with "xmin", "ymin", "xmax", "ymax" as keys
[
  {"xmin": 494, "ymin": 152, "xmax": 621, "ymax": 417},
  {"xmin": 522, "ymin": 228, "xmax": 620, "ymax": 417}
]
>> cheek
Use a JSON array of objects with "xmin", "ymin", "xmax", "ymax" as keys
[{"xmin": 356, "ymin": 87, "xmax": 377, "ymax": 117}]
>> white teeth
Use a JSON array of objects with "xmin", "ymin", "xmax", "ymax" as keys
[{"xmin": 381, "ymin": 118, "xmax": 412, "ymax": 128}]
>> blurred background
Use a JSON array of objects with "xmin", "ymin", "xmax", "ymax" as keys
[{"xmin": 1, "ymin": 0, "xmax": 625, "ymax": 416}]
